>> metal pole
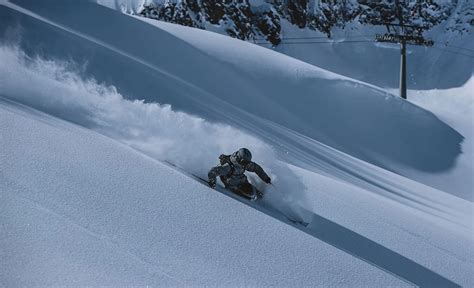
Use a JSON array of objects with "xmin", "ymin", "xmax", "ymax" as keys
[{"xmin": 400, "ymin": 40, "xmax": 407, "ymax": 99}]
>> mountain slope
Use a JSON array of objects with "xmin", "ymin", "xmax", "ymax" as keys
[
  {"xmin": 0, "ymin": 0, "xmax": 467, "ymax": 197},
  {"xmin": 1, "ymin": 79, "xmax": 472, "ymax": 286},
  {"xmin": 103, "ymin": 0, "xmax": 474, "ymax": 89},
  {"xmin": 0, "ymin": 0, "xmax": 473, "ymax": 286},
  {"xmin": 1, "ymin": 97, "xmax": 408, "ymax": 286}
]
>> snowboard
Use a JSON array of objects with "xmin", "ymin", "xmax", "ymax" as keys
[{"xmin": 193, "ymin": 174, "xmax": 263, "ymax": 201}]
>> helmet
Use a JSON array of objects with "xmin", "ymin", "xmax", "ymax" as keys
[{"xmin": 235, "ymin": 148, "xmax": 252, "ymax": 164}]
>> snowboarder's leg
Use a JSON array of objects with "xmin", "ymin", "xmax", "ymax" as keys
[{"xmin": 231, "ymin": 182, "xmax": 261, "ymax": 201}]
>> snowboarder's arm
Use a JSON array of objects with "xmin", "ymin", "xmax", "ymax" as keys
[
  {"xmin": 245, "ymin": 162, "xmax": 271, "ymax": 184},
  {"xmin": 208, "ymin": 164, "xmax": 232, "ymax": 181}
]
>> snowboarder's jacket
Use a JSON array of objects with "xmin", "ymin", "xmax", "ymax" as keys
[{"xmin": 208, "ymin": 153, "xmax": 271, "ymax": 188}]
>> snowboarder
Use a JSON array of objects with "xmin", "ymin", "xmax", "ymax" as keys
[{"xmin": 208, "ymin": 148, "xmax": 271, "ymax": 201}]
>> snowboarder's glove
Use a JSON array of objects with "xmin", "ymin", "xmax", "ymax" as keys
[
  {"xmin": 208, "ymin": 178, "xmax": 216, "ymax": 188},
  {"xmin": 264, "ymin": 177, "xmax": 271, "ymax": 184}
]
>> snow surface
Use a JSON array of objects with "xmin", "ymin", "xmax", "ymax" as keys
[
  {"xmin": 2, "ymin": 98, "xmax": 407, "ymax": 286},
  {"xmin": 102, "ymin": 0, "xmax": 474, "ymax": 90},
  {"xmin": 0, "ymin": 0, "xmax": 468, "ymax": 198},
  {"xmin": 1, "ymin": 0, "xmax": 473, "ymax": 286},
  {"xmin": 407, "ymin": 78, "xmax": 474, "ymax": 200}
]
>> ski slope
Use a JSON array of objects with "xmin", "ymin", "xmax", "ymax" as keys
[
  {"xmin": 0, "ymin": 0, "xmax": 468, "ymax": 197},
  {"xmin": 1, "ymin": 0, "xmax": 473, "ymax": 286},
  {"xmin": 1, "ymin": 78, "xmax": 471, "ymax": 287},
  {"xmin": 1, "ymin": 98, "xmax": 406, "ymax": 286}
]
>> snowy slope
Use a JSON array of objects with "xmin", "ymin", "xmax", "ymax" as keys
[
  {"xmin": 0, "ymin": 0, "xmax": 468, "ymax": 198},
  {"xmin": 271, "ymin": 19, "xmax": 474, "ymax": 90},
  {"xmin": 1, "ymin": 98, "xmax": 406, "ymax": 286},
  {"xmin": 1, "ymin": 0, "xmax": 473, "ymax": 286},
  {"xmin": 135, "ymin": 17, "xmax": 472, "ymax": 199},
  {"xmin": 406, "ymin": 78, "xmax": 474, "ymax": 200},
  {"xmin": 102, "ymin": 0, "xmax": 474, "ymax": 90},
  {"xmin": 1, "ymin": 64, "xmax": 472, "ymax": 286},
  {"xmin": 1, "ymin": 74, "xmax": 472, "ymax": 286}
]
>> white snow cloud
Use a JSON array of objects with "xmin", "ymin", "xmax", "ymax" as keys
[{"xmin": 0, "ymin": 44, "xmax": 268, "ymax": 172}]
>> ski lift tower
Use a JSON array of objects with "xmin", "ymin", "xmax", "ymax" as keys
[{"xmin": 374, "ymin": 2, "xmax": 433, "ymax": 99}]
